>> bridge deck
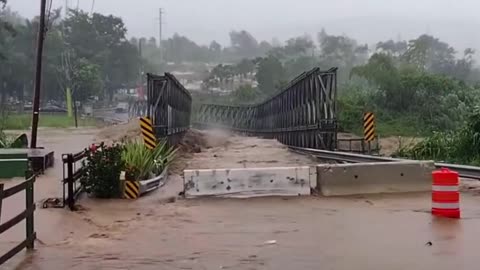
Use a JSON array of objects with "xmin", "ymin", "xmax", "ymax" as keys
[{"xmin": 172, "ymin": 129, "xmax": 319, "ymax": 172}]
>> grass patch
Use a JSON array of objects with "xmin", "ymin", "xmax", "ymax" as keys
[
  {"xmin": 1, "ymin": 114, "xmax": 97, "ymax": 129},
  {"xmin": 376, "ymin": 119, "xmax": 423, "ymax": 137},
  {"xmin": 340, "ymin": 117, "xmax": 424, "ymax": 138}
]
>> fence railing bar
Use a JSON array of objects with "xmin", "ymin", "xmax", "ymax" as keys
[
  {"xmin": 0, "ymin": 184, "xmax": 3, "ymax": 224},
  {"xmin": 72, "ymin": 151, "xmax": 87, "ymax": 162},
  {"xmin": 2, "ymin": 179, "xmax": 33, "ymax": 200},
  {"xmin": 72, "ymin": 167, "xmax": 85, "ymax": 180},
  {"xmin": 0, "ymin": 204, "xmax": 35, "ymax": 234},
  {"xmin": 0, "ymin": 232, "xmax": 36, "ymax": 266},
  {"xmin": 0, "ymin": 173, "xmax": 36, "ymax": 266}
]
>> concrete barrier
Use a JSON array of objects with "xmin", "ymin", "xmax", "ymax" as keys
[
  {"xmin": 139, "ymin": 167, "xmax": 169, "ymax": 195},
  {"xmin": 184, "ymin": 166, "xmax": 311, "ymax": 197},
  {"xmin": 317, "ymin": 161, "xmax": 435, "ymax": 196}
]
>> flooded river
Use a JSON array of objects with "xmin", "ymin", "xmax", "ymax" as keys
[{"xmin": 2, "ymin": 128, "xmax": 480, "ymax": 269}]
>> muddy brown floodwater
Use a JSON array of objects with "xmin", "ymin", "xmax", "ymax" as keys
[{"xmin": 2, "ymin": 127, "xmax": 480, "ymax": 270}]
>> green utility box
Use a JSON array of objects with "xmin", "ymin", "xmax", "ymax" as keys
[{"xmin": 0, "ymin": 149, "xmax": 29, "ymax": 178}]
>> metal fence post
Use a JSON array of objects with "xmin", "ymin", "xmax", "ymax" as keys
[
  {"xmin": 25, "ymin": 171, "xmax": 34, "ymax": 250},
  {"xmin": 0, "ymin": 184, "xmax": 4, "ymax": 224},
  {"xmin": 67, "ymin": 154, "xmax": 75, "ymax": 210}
]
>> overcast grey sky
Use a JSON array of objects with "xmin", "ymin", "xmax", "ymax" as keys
[{"xmin": 7, "ymin": 0, "xmax": 480, "ymax": 52}]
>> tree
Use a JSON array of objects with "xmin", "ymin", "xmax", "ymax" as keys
[
  {"xmin": 318, "ymin": 28, "xmax": 364, "ymax": 68},
  {"xmin": 351, "ymin": 53, "xmax": 404, "ymax": 111},
  {"xmin": 258, "ymin": 41, "xmax": 272, "ymax": 55},
  {"xmin": 284, "ymin": 56, "xmax": 315, "ymax": 80},
  {"xmin": 70, "ymin": 58, "xmax": 103, "ymax": 102},
  {"xmin": 229, "ymin": 30, "xmax": 259, "ymax": 58},
  {"xmin": 376, "ymin": 40, "xmax": 407, "ymax": 57},
  {"xmin": 454, "ymin": 48, "xmax": 475, "ymax": 81},
  {"xmin": 0, "ymin": 2, "xmax": 16, "ymax": 59},
  {"xmin": 148, "ymin": 37, "xmax": 157, "ymax": 48},
  {"xmin": 255, "ymin": 55, "xmax": 286, "ymax": 95},
  {"xmin": 235, "ymin": 59, "xmax": 255, "ymax": 78},
  {"xmin": 163, "ymin": 33, "xmax": 211, "ymax": 63},
  {"xmin": 62, "ymin": 10, "xmax": 140, "ymax": 99},
  {"xmin": 317, "ymin": 28, "xmax": 369, "ymax": 81},
  {"xmin": 209, "ymin": 40, "xmax": 221, "ymax": 53},
  {"xmin": 403, "ymin": 35, "xmax": 456, "ymax": 75},
  {"xmin": 284, "ymin": 36, "xmax": 315, "ymax": 56},
  {"xmin": 232, "ymin": 84, "xmax": 258, "ymax": 103}
]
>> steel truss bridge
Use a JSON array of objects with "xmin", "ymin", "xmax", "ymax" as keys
[
  {"xmin": 131, "ymin": 73, "xmax": 192, "ymax": 146},
  {"xmin": 194, "ymin": 67, "xmax": 338, "ymax": 150},
  {"xmin": 130, "ymin": 67, "xmax": 338, "ymax": 150}
]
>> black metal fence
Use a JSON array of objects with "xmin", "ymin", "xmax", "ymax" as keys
[
  {"xmin": 62, "ymin": 149, "xmax": 89, "ymax": 211},
  {"xmin": 0, "ymin": 172, "xmax": 36, "ymax": 265},
  {"xmin": 194, "ymin": 67, "xmax": 338, "ymax": 150},
  {"xmin": 337, "ymin": 137, "xmax": 380, "ymax": 155},
  {"xmin": 146, "ymin": 73, "xmax": 192, "ymax": 146}
]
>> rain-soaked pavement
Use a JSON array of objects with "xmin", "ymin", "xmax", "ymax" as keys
[{"xmin": 2, "ymin": 128, "xmax": 480, "ymax": 270}]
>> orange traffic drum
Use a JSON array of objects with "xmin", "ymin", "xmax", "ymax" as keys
[{"xmin": 432, "ymin": 168, "xmax": 460, "ymax": 219}]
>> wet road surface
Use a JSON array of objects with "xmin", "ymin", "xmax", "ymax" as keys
[
  {"xmin": 6, "ymin": 192, "xmax": 480, "ymax": 270},
  {"xmin": 2, "ymin": 129, "xmax": 480, "ymax": 269}
]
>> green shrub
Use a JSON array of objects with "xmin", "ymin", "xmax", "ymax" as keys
[
  {"xmin": 122, "ymin": 140, "xmax": 178, "ymax": 181},
  {"xmin": 396, "ymin": 107, "xmax": 480, "ymax": 164},
  {"xmin": 81, "ymin": 143, "xmax": 124, "ymax": 198}
]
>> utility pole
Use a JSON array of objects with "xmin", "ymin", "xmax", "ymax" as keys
[
  {"xmin": 65, "ymin": 0, "xmax": 69, "ymax": 16},
  {"xmin": 30, "ymin": 0, "xmax": 47, "ymax": 149},
  {"xmin": 159, "ymin": 8, "xmax": 163, "ymax": 64}
]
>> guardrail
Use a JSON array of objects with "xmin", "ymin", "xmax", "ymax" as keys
[
  {"xmin": 289, "ymin": 146, "xmax": 480, "ymax": 180},
  {"xmin": 0, "ymin": 172, "xmax": 36, "ymax": 265}
]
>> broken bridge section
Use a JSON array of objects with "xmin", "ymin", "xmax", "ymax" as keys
[{"xmin": 193, "ymin": 67, "xmax": 338, "ymax": 150}]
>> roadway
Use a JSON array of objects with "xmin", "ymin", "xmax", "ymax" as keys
[{"xmin": 2, "ymin": 129, "xmax": 480, "ymax": 269}]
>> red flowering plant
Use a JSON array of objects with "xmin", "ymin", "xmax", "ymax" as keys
[{"xmin": 81, "ymin": 142, "xmax": 125, "ymax": 198}]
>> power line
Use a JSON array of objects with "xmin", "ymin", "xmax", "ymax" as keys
[{"xmin": 90, "ymin": 0, "xmax": 95, "ymax": 14}]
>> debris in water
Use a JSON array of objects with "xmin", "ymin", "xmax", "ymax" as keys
[{"xmin": 264, "ymin": 240, "xmax": 277, "ymax": 245}]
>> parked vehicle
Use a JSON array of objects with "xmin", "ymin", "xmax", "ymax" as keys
[{"xmin": 115, "ymin": 102, "xmax": 128, "ymax": 113}]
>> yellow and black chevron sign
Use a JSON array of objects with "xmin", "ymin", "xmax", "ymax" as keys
[
  {"xmin": 140, "ymin": 117, "xmax": 156, "ymax": 150},
  {"xmin": 363, "ymin": 112, "xmax": 375, "ymax": 142},
  {"xmin": 124, "ymin": 181, "xmax": 140, "ymax": 199}
]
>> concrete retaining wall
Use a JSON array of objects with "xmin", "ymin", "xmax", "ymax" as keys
[
  {"xmin": 184, "ymin": 166, "xmax": 312, "ymax": 197},
  {"xmin": 317, "ymin": 161, "xmax": 435, "ymax": 196}
]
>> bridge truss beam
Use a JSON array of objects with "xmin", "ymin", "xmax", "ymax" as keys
[{"xmin": 194, "ymin": 67, "xmax": 338, "ymax": 150}]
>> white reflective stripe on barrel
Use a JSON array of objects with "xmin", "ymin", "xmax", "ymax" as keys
[
  {"xmin": 432, "ymin": 202, "xmax": 460, "ymax": 209},
  {"xmin": 432, "ymin": 185, "xmax": 459, "ymax": 192}
]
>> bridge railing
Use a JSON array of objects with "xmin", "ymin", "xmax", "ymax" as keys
[
  {"xmin": 0, "ymin": 172, "xmax": 36, "ymax": 265},
  {"xmin": 194, "ymin": 67, "xmax": 338, "ymax": 150},
  {"xmin": 337, "ymin": 137, "xmax": 380, "ymax": 155},
  {"xmin": 146, "ymin": 73, "xmax": 192, "ymax": 146}
]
